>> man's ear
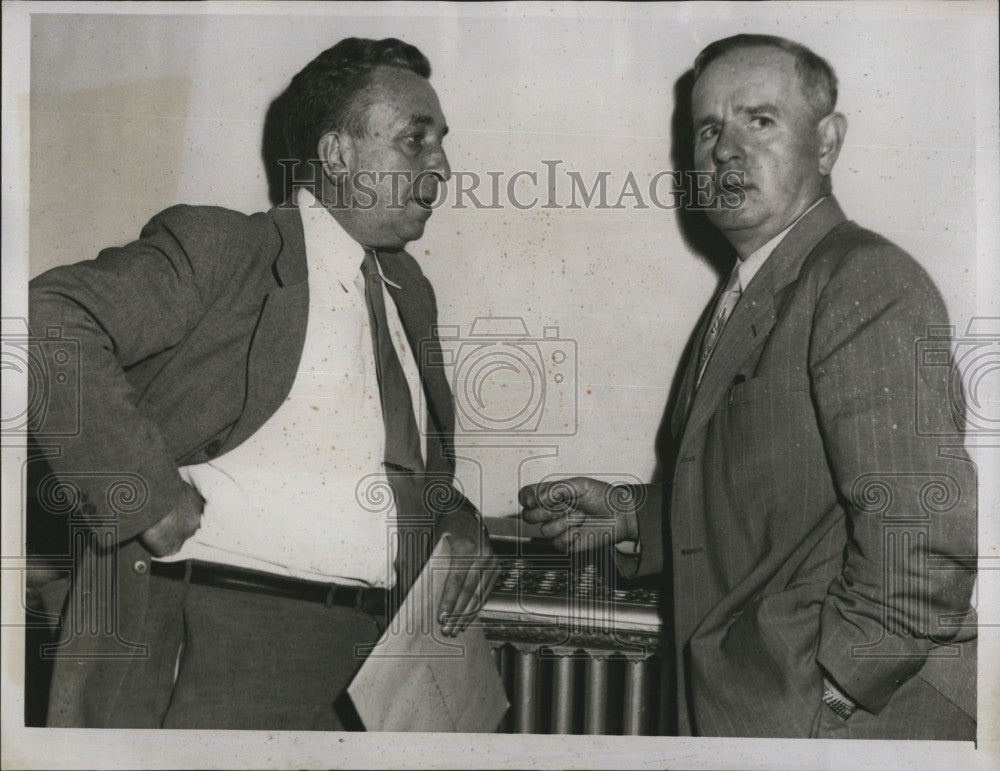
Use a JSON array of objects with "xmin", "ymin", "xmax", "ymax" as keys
[
  {"xmin": 817, "ymin": 112, "xmax": 847, "ymax": 177},
  {"xmin": 317, "ymin": 130, "xmax": 352, "ymax": 183}
]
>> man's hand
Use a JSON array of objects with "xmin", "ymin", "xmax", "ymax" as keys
[
  {"xmin": 519, "ymin": 477, "xmax": 638, "ymax": 551},
  {"xmin": 435, "ymin": 512, "xmax": 499, "ymax": 637},
  {"xmin": 139, "ymin": 481, "xmax": 204, "ymax": 557}
]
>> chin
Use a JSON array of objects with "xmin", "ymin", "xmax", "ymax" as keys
[
  {"xmin": 395, "ymin": 223, "xmax": 427, "ymax": 247},
  {"xmin": 707, "ymin": 206, "xmax": 761, "ymax": 231}
]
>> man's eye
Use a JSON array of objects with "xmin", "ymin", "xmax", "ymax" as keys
[
  {"xmin": 402, "ymin": 134, "xmax": 424, "ymax": 149},
  {"xmin": 698, "ymin": 125, "xmax": 720, "ymax": 141},
  {"xmin": 750, "ymin": 116, "xmax": 773, "ymax": 129}
]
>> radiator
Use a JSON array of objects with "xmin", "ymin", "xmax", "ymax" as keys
[{"xmin": 480, "ymin": 540, "xmax": 674, "ymax": 735}]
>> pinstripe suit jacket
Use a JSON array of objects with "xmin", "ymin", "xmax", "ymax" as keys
[{"xmin": 626, "ymin": 197, "xmax": 977, "ymax": 738}]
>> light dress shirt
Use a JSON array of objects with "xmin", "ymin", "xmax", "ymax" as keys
[{"xmin": 154, "ymin": 188, "xmax": 426, "ymax": 587}]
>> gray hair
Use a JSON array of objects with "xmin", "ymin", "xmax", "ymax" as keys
[{"xmin": 693, "ymin": 34, "xmax": 838, "ymax": 119}]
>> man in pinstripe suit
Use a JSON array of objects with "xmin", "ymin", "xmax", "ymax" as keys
[{"xmin": 521, "ymin": 34, "xmax": 977, "ymax": 739}]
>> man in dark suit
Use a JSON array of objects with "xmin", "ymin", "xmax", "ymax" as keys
[
  {"xmin": 29, "ymin": 37, "xmax": 497, "ymax": 729},
  {"xmin": 520, "ymin": 34, "xmax": 977, "ymax": 739}
]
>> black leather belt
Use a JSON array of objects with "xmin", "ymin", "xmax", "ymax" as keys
[{"xmin": 151, "ymin": 559, "xmax": 387, "ymax": 617}]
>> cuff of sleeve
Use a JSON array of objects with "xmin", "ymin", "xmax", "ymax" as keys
[
  {"xmin": 615, "ymin": 484, "xmax": 662, "ymax": 579},
  {"xmin": 817, "ymin": 609, "xmax": 927, "ymax": 714},
  {"xmin": 614, "ymin": 549, "xmax": 641, "ymax": 579},
  {"xmin": 116, "ymin": 464, "xmax": 190, "ymax": 543},
  {"xmin": 46, "ymin": 455, "xmax": 189, "ymax": 544}
]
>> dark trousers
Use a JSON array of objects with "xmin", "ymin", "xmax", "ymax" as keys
[{"xmin": 105, "ymin": 573, "xmax": 382, "ymax": 729}]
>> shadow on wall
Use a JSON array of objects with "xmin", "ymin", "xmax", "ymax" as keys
[
  {"xmin": 670, "ymin": 69, "xmax": 735, "ymax": 279},
  {"xmin": 650, "ymin": 69, "xmax": 736, "ymax": 486},
  {"xmin": 262, "ymin": 89, "xmax": 293, "ymax": 208}
]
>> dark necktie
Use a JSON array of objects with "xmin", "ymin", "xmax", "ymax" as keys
[
  {"xmin": 361, "ymin": 249, "xmax": 424, "ymax": 473},
  {"xmin": 361, "ymin": 249, "xmax": 431, "ymax": 601}
]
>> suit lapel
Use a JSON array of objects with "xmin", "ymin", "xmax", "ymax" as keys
[
  {"xmin": 671, "ymin": 303, "xmax": 713, "ymax": 442},
  {"xmin": 677, "ymin": 196, "xmax": 848, "ymax": 449},
  {"xmin": 224, "ymin": 206, "xmax": 309, "ymax": 452},
  {"xmin": 681, "ymin": 290, "xmax": 777, "ymax": 442}
]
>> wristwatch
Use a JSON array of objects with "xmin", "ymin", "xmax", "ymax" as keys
[{"xmin": 822, "ymin": 678, "xmax": 857, "ymax": 720}]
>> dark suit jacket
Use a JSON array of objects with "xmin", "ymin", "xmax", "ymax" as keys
[
  {"xmin": 625, "ymin": 197, "xmax": 977, "ymax": 737},
  {"xmin": 29, "ymin": 204, "xmax": 467, "ymax": 727}
]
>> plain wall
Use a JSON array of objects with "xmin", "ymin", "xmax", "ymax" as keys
[{"xmin": 27, "ymin": 3, "xmax": 995, "ymax": 517}]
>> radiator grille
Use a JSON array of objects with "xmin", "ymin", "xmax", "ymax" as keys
[{"xmin": 480, "ymin": 542, "xmax": 674, "ymax": 735}]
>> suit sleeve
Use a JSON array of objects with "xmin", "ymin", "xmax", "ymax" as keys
[
  {"xmin": 615, "ymin": 483, "xmax": 666, "ymax": 578},
  {"xmin": 808, "ymin": 240, "xmax": 977, "ymax": 714},
  {"xmin": 29, "ymin": 206, "xmax": 235, "ymax": 542}
]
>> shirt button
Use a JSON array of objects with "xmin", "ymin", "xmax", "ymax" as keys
[
  {"xmin": 204, "ymin": 440, "xmax": 222, "ymax": 457},
  {"xmin": 132, "ymin": 560, "xmax": 149, "ymax": 575}
]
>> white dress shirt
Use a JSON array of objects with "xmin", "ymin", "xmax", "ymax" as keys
[{"xmin": 155, "ymin": 188, "xmax": 425, "ymax": 586}]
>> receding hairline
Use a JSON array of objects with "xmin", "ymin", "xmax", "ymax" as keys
[
  {"xmin": 692, "ymin": 36, "xmax": 838, "ymax": 119},
  {"xmin": 347, "ymin": 64, "xmax": 441, "ymax": 135}
]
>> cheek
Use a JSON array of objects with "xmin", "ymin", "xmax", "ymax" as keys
[
  {"xmin": 750, "ymin": 147, "xmax": 789, "ymax": 183},
  {"xmin": 693, "ymin": 140, "xmax": 720, "ymax": 168}
]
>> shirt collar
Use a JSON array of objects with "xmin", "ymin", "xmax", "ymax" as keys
[
  {"xmin": 736, "ymin": 196, "xmax": 827, "ymax": 292},
  {"xmin": 295, "ymin": 187, "xmax": 405, "ymax": 292}
]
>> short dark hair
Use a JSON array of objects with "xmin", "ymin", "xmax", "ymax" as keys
[
  {"xmin": 693, "ymin": 34, "xmax": 838, "ymax": 119},
  {"xmin": 282, "ymin": 37, "xmax": 431, "ymax": 166}
]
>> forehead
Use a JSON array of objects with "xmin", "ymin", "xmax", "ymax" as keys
[
  {"xmin": 364, "ymin": 66, "xmax": 446, "ymax": 129},
  {"xmin": 692, "ymin": 47, "xmax": 805, "ymax": 111}
]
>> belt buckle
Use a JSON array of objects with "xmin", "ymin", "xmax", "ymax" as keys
[
  {"xmin": 324, "ymin": 583, "xmax": 366, "ymax": 611},
  {"xmin": 358, "ymin": 585, "xmax": 386, "ymax": 618},
  {"xmin": 325, "ymin": 584, "xmax": 345, "ymax": 608}
]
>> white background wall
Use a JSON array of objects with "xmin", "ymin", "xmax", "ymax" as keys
[
  {"xmin": 4, "ymin": 2, "xmax": 999, "ymax": 768},
  {"xmin": 25, "ymin": 2, "xmax": 998, "ymax": 517}
]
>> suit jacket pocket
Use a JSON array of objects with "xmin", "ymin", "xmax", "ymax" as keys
[
  {"xmin": 727, "ymin": 371, "xmax": 809, "ymax": 406},
  {"xmin": 688, "ymin": 582, "xmax": 828, "ymax": 737}
]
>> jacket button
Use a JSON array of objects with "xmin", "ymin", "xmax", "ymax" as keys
[
  {"xmin": 204, "ymin": 440, "xmax": 222, "ymax": 458},
  {"xmin": 132, "ymin": 560, "xmax": 149, "ymax": 574}
]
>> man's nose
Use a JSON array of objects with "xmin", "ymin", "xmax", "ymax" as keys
[
  {"xmin": 712, "ymin": 123, "xmax": 744, "ymax": 167},
  {"xmin": 424, "ymin": 145, "xmax": 451, "ymax": 182}
]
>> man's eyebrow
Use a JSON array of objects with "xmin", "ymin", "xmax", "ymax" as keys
[
  {"xmin": 402, "ymin": 115, "xmax": 448, "ymax": 135},
  {"xmin": 737, "ymin": 103, "xmax": 780, "ymax": 116}
]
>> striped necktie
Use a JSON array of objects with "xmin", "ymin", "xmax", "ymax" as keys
[{"xmin": 695, "ymin": 265, "xmax": 742, "ymax": 388}]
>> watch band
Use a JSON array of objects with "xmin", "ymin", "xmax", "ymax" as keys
[{"xmin": 822, "ymin": 681, "xmax": 857, "ymax": 720}]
